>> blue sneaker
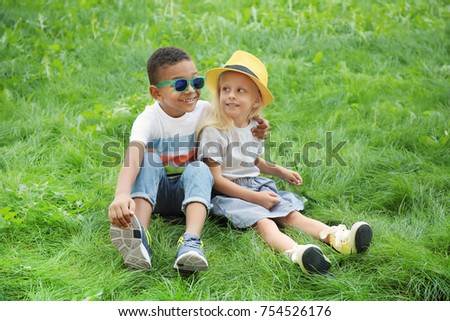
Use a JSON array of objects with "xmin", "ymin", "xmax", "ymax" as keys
[
  {"xmin": 173, "ymin": 234, "xmax": 208, "ymax": 272},
  {"xmin": 110, "ymin": 215, "xmax": 152, "ymax": 270}
]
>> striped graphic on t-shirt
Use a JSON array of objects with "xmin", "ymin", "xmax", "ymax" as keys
[{"xmin": 146, "ymin": 133, "xmax": 197, "ymax": 175}]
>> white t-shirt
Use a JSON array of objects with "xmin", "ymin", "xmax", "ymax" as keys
[
  {"xmin": 198, "ymin": 119, "xmax": 264, "ymax": 180},
  {"xmin": 130, "ymin": 100, "xmax": 212, "ymax": 175}
]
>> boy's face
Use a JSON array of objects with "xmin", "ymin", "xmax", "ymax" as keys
[
  {"xmin": 150, "ymin": 60, "xmax": 201, "ymax": 118},
  {"xmin": 218, "ymin": 71, "xmax": 262, "ymax": 127}
]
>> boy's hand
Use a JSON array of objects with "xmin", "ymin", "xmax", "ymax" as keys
[
  {"xmin": 108, "ymin": 194, "xmax": 135, "ymax": 228},
  {"xmin": 252, "ymin": 191, "xmax": 281, "ymax": 209},
  {"xmin": 252, "ymin": 116, "xmax": 270, "ymax": 139},
  {"xmin": 281, "ymin": 168, "xmax": 303, "ymax": 186}
]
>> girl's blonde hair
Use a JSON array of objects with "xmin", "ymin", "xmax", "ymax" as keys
[{"xmin": 197, "ymin": 72, "xmax": 264, "ymax": 136}]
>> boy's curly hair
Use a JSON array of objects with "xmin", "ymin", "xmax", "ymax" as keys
[{"xmin": 147, "ymin": 47, "xmax": 192, "ymax": 85}]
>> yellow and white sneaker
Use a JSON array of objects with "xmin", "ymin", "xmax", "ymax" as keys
[{"xmin": 320, "ymin": 222, "xmax": 373, "ymax": 254}]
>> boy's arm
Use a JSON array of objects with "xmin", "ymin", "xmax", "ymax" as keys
[
  {"xmin": 255, "ymin": 157, "xmax": 303, "ymax": 186},
  {"xmin": 203, "ymin": 158, "xmax": 280, "ymax": 209},
  {"xmin": 108, "ymin": 141, "xmax": 145, "ymax": 228}
]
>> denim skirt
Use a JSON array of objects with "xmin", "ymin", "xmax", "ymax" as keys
[{"xmin": 211, "ymin": 176, "xmax": 305, "ymax": 229}]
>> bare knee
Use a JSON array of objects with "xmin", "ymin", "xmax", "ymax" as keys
[
  {"xmin": 278, "ymin": 211, "xmax": 304, "ymax": 226},
  {"xmin": 255, "ymin": 218, "xmax": 275, "ymax": 230},
  {"xmin": 254, "ymin": 218, "xmax": 279, "ymax": 239}
]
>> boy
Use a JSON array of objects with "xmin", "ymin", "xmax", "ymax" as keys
[{"xmin": 108, "ymin": 47, "xmax": 268, "ymax": 272}]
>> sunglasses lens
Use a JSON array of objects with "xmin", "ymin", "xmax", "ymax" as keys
[
  {"xmin": 174, "ymin": 79, "xmax": 188, "ymax": 92},
  {"xmin": 192, "ymin": 77, "xmax": 205, "ymax": 90}
]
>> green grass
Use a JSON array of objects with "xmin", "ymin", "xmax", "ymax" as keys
[{"xmin": 1, "ymin": 0, "xmax": 449, "ymax": 301}]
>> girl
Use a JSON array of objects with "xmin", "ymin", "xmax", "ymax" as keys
[{"xmin": 198, "ymin": 51, "xmax": 373, "ymax": 274}]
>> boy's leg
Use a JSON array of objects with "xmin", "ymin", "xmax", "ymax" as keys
[
  {"xmin": 173, "ymin": 161, "xmax": 213, "ymax": 271},
  {"xmin": 130, "ymin": 152, "xmax": 167, "ymax": 228},
  {"xmin": 133, "ymin": 198, "xmax": 153, "ymax": 229},
  {"xmin": 185, "ymin": 202, "xmax": 207, "ymax": 236},
  {"xmin": 110, "ymin": 152, "xmax": 166, "ymax": 269},
  {"xmin": 180, "ymin": 161, "xmax": 214, "ymax": 218}
]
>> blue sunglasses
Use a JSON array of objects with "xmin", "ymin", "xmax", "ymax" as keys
[{"xmin": 155, "ymin": 76, "xmax": 206, "ymax": 92}]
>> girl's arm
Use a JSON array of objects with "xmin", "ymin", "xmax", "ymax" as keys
[
  {"xmin": 203, "ymin": 159, "xmax": 280, "ymax": 209},
  {"xmin": 255, "ymin": 157, "xmax": 303, "ymax": 186}
]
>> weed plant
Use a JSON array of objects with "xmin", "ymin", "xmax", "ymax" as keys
[{"xmin": 0, "ymin": 0, "xmax": 449, "ymax": 301}]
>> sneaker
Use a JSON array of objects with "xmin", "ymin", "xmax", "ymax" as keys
[
  {"xmin": 320, "ymin": 222, "xmax": 373, "ymax": 254},
  {"xmin": 173, "ymin": 234, "xmax": 208, "ymax": 272},
  {"xmin": 288, "ymin": 244, "xmax": 331, "ymax": 275},
  {"xmin": 109, "ymin": 215, "xmax": 152, "ymax": 270}
]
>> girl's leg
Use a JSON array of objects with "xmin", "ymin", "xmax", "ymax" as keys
[
  {"xmin": 277, "ymin": 211, "xmax": 330, "ymax": 241},
  {"xmin": 278, "ymin": 211, "xmax": 373, "ymax": 254},
  {"xmin": 254, "ymin": 218, "xmax": 331, "ymax": 274},
  {"xmin": 254, "ymin": 218, "xmax": 296, "ymax": 252}
]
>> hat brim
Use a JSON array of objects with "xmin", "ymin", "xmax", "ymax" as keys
[{"xmin": 205, "ymin": 67, "xmax": 274, "ymax": 106}]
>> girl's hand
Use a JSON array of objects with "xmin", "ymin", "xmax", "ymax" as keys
[
  {"xmin": 281, "ymin": 169, "xmax": 303, "ymax": 186},
  {"xmin": 252, "ymin": 191, "xmax": 281, "ymax": 209}
]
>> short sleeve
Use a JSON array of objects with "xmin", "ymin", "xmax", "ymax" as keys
[
  {"xmin": 129, "ymin": 107, "xmax": 152, "ymax": 144},
  {"xmin": 198, "ymin": 126, "xmax": 227, "ymax": 164}
]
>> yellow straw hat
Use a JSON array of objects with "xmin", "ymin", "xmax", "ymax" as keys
[{"xmin": 205, "ymin": 50, "xmax": 274, "ymax": 106}]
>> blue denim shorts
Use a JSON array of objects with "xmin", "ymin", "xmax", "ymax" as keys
[{"xmin": 131, "ymin": 152, "xmax": 214, "ymax": 216}]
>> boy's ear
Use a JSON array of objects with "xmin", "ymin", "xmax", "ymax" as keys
[{"xmin": 149, "ymin": 85, "xmax": 161, "ymax": 100}]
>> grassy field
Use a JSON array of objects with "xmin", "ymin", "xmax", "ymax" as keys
[{"xmin": 1, "ymin": 0, "xmax": 449, "ymax": 301}]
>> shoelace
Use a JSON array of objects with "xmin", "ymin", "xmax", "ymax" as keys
[
  {"xmin": 320, "ymin": 225, "xmax": 349, "ymax": 248},
  {"xmin": 145, "ymin": 230, "xmax": 152, "ymax": 244},
  {"xmin": 285, "ymin": 244, "xmax": 318, "ymax": 262},
  {"xmin": 139, "ymin": 229, "xmax": 151, "ymax": 255},
  {"xmin": 285, "ymin": 244, "xmax": 300, "ymax": 261},
  {"xmin": 331, "ymin": 225, "xmax": 350, "ymax": 249},
  {"xmin": 178, "ymin": 236, "xmax": 203, "ymax": 249},
  {"xmin": 319, "ymin": 226, "xmax": 334, "ymax": 240}
]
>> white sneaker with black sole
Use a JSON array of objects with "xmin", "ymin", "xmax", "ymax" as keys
[{"xmin": 288, "ymin": 244, "xmax": 331, "ymax": 275}]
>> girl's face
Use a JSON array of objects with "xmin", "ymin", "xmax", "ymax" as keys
[
  {"xmin": 218, "ymin": 71, "xmax": 262, "ymax": 127},
  {"xmin": 150, "ymin": 60, "xmax": 201, "ymax": 118}
]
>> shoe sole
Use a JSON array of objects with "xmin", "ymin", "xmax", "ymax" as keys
[
  {"xmin": 110, "ymin": 216, "xmax": 152, "ymax": 270},
  {"xmin": 349, "ymin": 222, "xmax": 373, "ymax": 254},
  {"xmin": 173, "ymin": 251, "xmax": 209, "ymax": 272},
  {"xmin": 299, "ymin": 245, "xmax": 331, "ymax": 275}
]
